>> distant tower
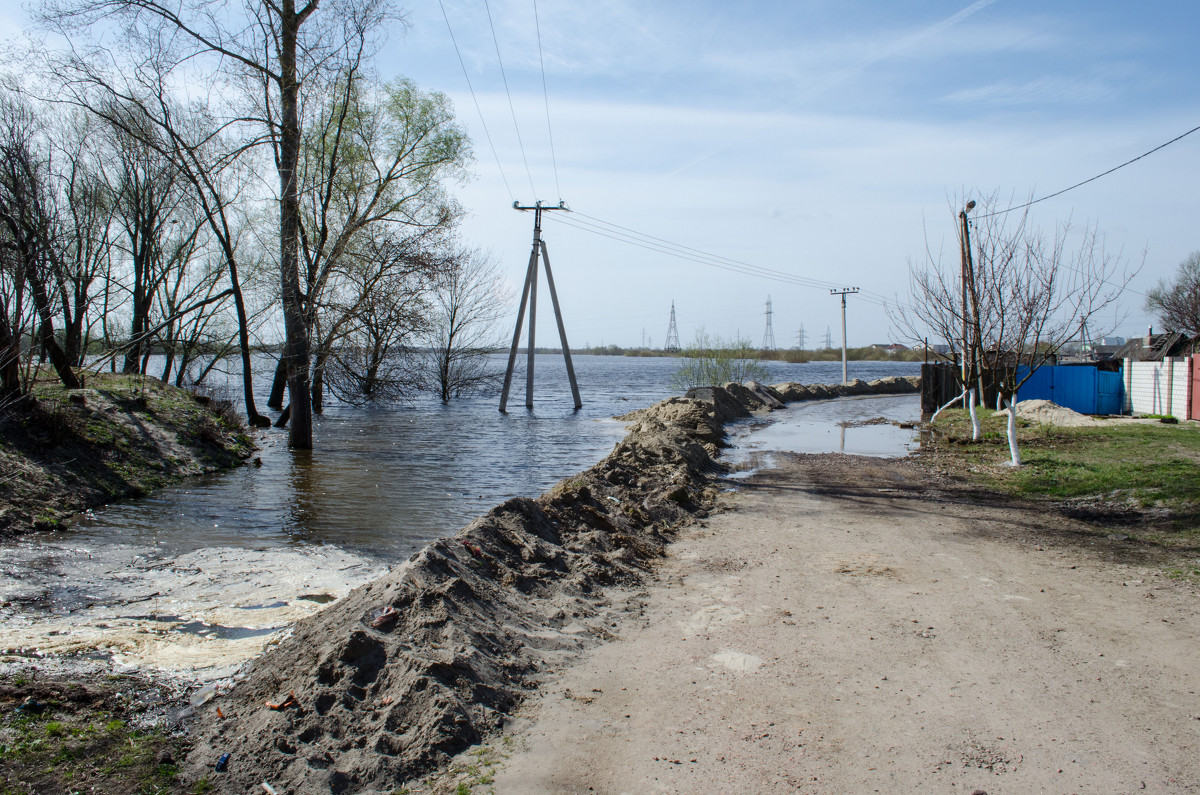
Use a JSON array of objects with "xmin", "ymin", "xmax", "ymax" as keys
[
  {"xmin": 797, "ymin": 323, "xmax": 807, "ymax": 350},
  {"xmin": 664, "ymin": 301, "xmax": 681, "ymax": 352},
  {"xmin": 823, "ymin": 326, "xmax": 833, "ymax": 349},
  {"xmin": 762, "ymin": 295, "xmax": 776, "ymax": 350}
]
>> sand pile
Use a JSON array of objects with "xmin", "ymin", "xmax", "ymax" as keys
[
  {"xmin": 997, "ymin": 399, "xmax": 1104, "ymax": 427},
  {"xmin": 184, "ymin": 377, "xmax": 919, "ymax": 793}
]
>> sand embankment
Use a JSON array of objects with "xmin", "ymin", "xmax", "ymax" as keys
[{"xmin": 183, "ymin": 375, "xmax": 918, "ymax": 793}]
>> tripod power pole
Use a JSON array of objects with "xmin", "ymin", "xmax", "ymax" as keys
[
  {"xmin": 830, "ymin": 287, "xmax": 859, "ymax": 384},
  {"xmin": 499, "ymin": 200, "xmax": 582, "ymax": 412}
]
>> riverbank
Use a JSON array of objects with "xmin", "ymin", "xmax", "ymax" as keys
[{"xmin": 0, "ymin": 373, "xmax": 255, "ymax": 537}]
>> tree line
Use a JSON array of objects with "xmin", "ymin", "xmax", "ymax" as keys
[{"xmin": 0, "ymin": 0, "xmax": 509, "ymax": 448}]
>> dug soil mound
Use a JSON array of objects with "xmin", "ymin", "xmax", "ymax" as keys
[
  {"xmin": 183, "ymin": 377, "xmax": 918, "ymax": 794},
  {"xmin": 0, "ymin": 374, "xmax": 255, "ymax": 536}
]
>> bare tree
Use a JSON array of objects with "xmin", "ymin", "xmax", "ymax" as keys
[
  {"xmin": 895, "ymin": 193, "xmax": 1137, "ymax": 465},
  {"xmin": 40, "ymin": 0, "xmax": 397, "ymax": 448},
  {"xmin": 424, "ymin": 248, "xmax": 508, "ymax": 403},
  {"xmin": 322, "ymin": 233, "xmax": 437, "ymax": 404},
  {"xmin": 0, "ymin": 95, "xmax": 81, "ymax": 390},
  {"xmin": 1146, "ymin": 251, "xmax": 1200, "ymax": 336}
]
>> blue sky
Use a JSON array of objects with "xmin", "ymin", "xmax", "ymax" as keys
[
  {"xmin": 7, "ymin": 0, "xmax": 1198, "ymax": 348},
  {"xmin": 387, "ymin": 0, "xmax": 1200, "ymax": 348}
]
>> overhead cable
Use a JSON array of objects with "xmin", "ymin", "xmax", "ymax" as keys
[
  {"xmin": 482, "ymin": 0, "xmax": 538, "ymax": 198},
  {"xmin": 533, "ymin": 0, "xmax": 562, "ymax": 201},
  {"xmin": 545, "ymin": 212, "xmax": 893, "ymax": 309},
  {"xmin": 978, "ymin": 123, "xmax": 1200, "ymax": 219},
  {"xmin": 438, "ymin": 0, "xmax": 514, "ymax": 200}
]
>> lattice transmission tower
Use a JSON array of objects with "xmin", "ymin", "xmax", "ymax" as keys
[
  {"xmin": 664, "ymin": 301, "xmax": 681, "ymax": 352},
  {"xmin": 762, "ymin": 295, "xmax": 776, "ymax": 350},
  {"xmin": 797, "ymin": 324, "xmax": 807, "ymax": 349}
]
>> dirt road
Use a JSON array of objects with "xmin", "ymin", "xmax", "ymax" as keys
[{"xmin": 488, "ymin": 453, "xmax": 1200, "ymax": 794}]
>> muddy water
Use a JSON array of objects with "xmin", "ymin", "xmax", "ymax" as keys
[{"xmin": 0, "ymin": 356, "xmax": 920, "ymax": 676}]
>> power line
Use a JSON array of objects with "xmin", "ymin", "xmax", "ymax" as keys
[
  {"xmin": 533, "ymin": 0, "xmax": 561, "ymax": 201},
  {"xmin": 437, "ymin": 0, "xmax": 514, "ymax": 200},
  {"xmin": 482, "ymin": 0, "xmax": 538, "ymax": 198},
  {"xmin": 979, "ymin": 122, "xmax": 1200, "ymax": 219},
  {"xmin": 554, "ymin": 210, "xmax": 894, "ymax": 307}
]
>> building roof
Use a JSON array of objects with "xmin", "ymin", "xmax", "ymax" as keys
[{"xmin": 1111, "ymin": 332, "xmax": 1196, "ymax": 362}]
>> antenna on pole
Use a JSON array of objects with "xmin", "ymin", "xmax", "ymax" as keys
[
  {"xmin": 664, "ymin": 301, "xmax": 681, "ymax": 352},
  {"xmin": 499, "ymin": 200, "xmax": 581, "ymax": 412},
  {"xmin": 830, "ymin": 287, "xmax": 859, "ymax": 384},
  {"xmin": 762, "ymin": 295, "xmax": 776, "ymax": 350}
]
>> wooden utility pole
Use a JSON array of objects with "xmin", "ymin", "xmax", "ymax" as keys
[
  {"xmin": 499, "ymin": 200, "xmax": 582, "ymax": 412},
  {"xmin": 830, "ymin": 287, "xmax": 858, "ymax": 384}
]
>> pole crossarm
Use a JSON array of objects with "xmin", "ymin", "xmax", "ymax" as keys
[{"xmin": 499, "ymin": 199, "xmax": 582, "ymax": 413}]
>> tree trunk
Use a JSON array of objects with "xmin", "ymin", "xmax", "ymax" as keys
[
  {"xmin": 278, "ymin": 0, "xmax": 313, "ymax": 449},
  {"xmin": 25, "ymin": 266, "xmax": 80, "ymax": 389},
  {"xmin": 267, "ymin": 356, "xmax": 287, "ymax": 409},
  {"xmin": 227, "ymin": 252, "xmax": 268, "ymax": 427},
  {"xmin": 311, "ymin": 353, "xmax": 324, "ymax": 414},
  {"xmin": 0, "ymin": 312, "xmax": 22, "ymax": 403},
  {"xmin": 1005, "ymin": 396, "xmax": 1021, "ymax": 466}
]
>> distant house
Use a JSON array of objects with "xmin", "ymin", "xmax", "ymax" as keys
[{"xmin": 1110, "ymin": 331, "xmax": 1197, "ymax": 362}]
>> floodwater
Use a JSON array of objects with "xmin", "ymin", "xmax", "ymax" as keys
[
  {"xmin": 0, "ymin": 355, "xmax": 920, "ymax": 675},
  {"xmin": 724, "ymin": 393, "xmax": 922, "ymax": 477}
]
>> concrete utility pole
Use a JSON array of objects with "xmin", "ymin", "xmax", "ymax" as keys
[
  {"xmin": 830, "ymin": 287, "xmax": 859, "ymax": 384},
  {"xmin": 499, "ymin": 200, "xmax": 582, "ymax": 412}
]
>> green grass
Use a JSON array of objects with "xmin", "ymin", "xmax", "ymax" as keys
[{"xmin": 926, "ymin": 408, "xmax": 1200, "ymax": 545}]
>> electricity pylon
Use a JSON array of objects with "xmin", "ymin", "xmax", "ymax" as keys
[
  {"xmin": 664, "ymin": 301, "xmax": 681, "ymax": 352},
  {"xmin": 499, "ymin": 200, "xmax": 582, "ymax": 412},
  {"xmin": 762, "ymin": 295, "xmax": 776, "ymax": 350}
]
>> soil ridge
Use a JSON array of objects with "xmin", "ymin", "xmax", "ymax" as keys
[{"xmin": 183, "ymin": 376, "xmax": 918, "ymax": 794}]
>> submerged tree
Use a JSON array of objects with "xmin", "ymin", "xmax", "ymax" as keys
[
  {"xmin": 423, "ymin": 248, "xmax": 508, "ymax": 404},
  {"xmin": 40, "ymin": 0, "xmax": 398, "ymax": 448}
]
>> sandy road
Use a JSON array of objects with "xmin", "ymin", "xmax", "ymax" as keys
[{"xmin": 488, "ymin": 453, "xmax": 1200, "ymax": 794}]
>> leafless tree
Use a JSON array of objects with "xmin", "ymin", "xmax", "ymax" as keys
[
  {"xmin": 424, "ymin": 248, "xmax": 508, "ymax": 404},
  {"xmin": 894, "ymin": 193, "xmax": 1138, "ymax": 464},
  {"xmin": 1145, "ymin": 252, "xmax": 1200, "ymax": 336},
  {"xmin": 0, "ymin": 96, "xmax": 81, "ymax": 391},
  {"xmin": 322, "ymin": 233, "xmax": 437, "ymax": 405}
]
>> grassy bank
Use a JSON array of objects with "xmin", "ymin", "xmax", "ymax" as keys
[
  {"xmin": 0, "ymin": 669, "xmax": 191, "ymax": 795},
  {"xmin": 0, "ymin": 372, "xmax": 254, "ymax": 536},
  {"xmin": 923, "ymin": 408, "xmax": 1200, "ymax": 575}
]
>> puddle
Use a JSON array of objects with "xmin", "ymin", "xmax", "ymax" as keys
[{"xmin": 725, "ymin": 394, "xmax": 920, "ymax": 472}]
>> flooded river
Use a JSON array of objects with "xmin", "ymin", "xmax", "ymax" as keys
[{"xmin": 0, "ymin": 355, "xmax": 920, "ymax": 676}]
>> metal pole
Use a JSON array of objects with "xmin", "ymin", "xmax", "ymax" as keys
[{"xmin": 539, "ymin": 240, "xmax": 582, "ymax": 409}]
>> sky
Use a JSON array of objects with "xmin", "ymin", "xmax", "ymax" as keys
[{"xmin": 7, "ymin": 0, "xmax": 1200, "ymax": 349}]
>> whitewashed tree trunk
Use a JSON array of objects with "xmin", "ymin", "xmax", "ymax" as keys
[
  {"xmin": 968, "ymin": 388, "xmax": 981, "ymax": 441},
  {"xmin": 1006, "ymin": 396, "xmax": 1021, "ymax": 466},
  {"xmin": 930, "ymin": 389, "xmax": 967, "ymax": 424}
]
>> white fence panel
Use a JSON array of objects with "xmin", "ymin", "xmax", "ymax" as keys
[{"xmin": 1124, "ymin": 357, "xmax": 1189, "ymax": 419}]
